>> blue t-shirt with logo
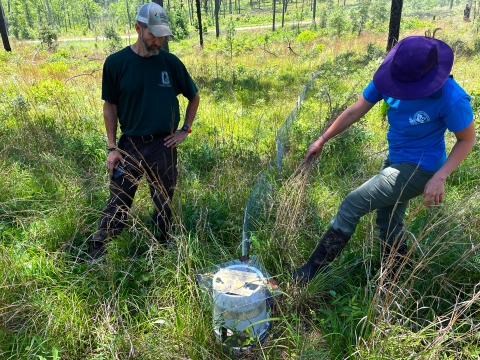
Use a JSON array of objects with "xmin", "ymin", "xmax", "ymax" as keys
[{"xmin": 363, "ymin": 78, "xmax": 473, "ymax": 172}]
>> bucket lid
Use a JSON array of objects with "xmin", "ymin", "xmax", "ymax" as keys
[{"xmin": 213, "ymin": 265, "xmax": 265, "ymax": 297}]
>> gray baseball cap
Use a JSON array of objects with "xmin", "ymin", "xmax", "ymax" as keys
[{"xmin": 136, "ymin": 2, "xmax": 173, "ymax": 37}]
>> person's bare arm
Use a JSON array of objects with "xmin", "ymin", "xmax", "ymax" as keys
[
  {"xmin": 183, "ymin": 92, "xmax": 200, "ymax": 129},
  {"xmin": 104, "ymin": 101, "xmax": 123, "ymax": 173},
  {"xmin": 303, "ymin": 96, "xmax": 375, "ymax": 164},
  {"xmin": 165, "ymin": 92, "xmax": 200, "ymax": 148},
  {"xmin": 423, "ymin": 122, "xmax": 476, "ymax": 207}
]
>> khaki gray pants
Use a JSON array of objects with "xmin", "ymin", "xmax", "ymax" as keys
[{"xmin": 330, "ymin": 156, "xmax": 434, "ymax": 244}]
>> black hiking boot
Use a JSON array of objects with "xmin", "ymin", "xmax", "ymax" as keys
[
  {"xmin": 88, "ymin": 230, "xmax": 109, "ymax": 260},
  {"xmin": 292, "ymin": 227, "xmax": 350, "ymax": 283}
]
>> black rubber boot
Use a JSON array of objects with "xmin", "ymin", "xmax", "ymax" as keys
[
  {"xmin": 293, "ymin": 227, "xmax": 350, "ymax": 283},
  {"xmin": 88, "ymin": 230, "xmax": 109, "ymax": 260}
]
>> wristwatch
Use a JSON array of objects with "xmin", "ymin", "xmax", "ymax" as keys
[{"xmin": 181, "ymin": 125, "xmax": 192, "ymax": 133}]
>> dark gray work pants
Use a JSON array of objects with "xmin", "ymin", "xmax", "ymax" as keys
[
  {"xmin": 330, "ymin": 156, "xmax": 434, "ymax": 245},
  {"xmin": 97, "ymin": 134, "xmax": 177, "ymax": 240}
]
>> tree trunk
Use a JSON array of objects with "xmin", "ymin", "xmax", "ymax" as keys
[
  {"xmin": 386, "ymin": 0, "xmax": 403, "ymax": 51},
  {"xmin": 84, "ymin": 4, "xmax": 91, "ymax": 31},
  {"xmin": 211, "ymin": 0, "xmax": 215, "ymax": 26},
  {"xmin": 61, "ymin": 0, "xmax": 67, "ymax": 32},
  {"xmin": 125, "ymin": 0, "xmax": 132, "ymax": 29},
  {"xmin": 272, "ymin": 0, "xmax": 276, "ymax": 31},
  {"xmin": 196, "ymin": 0, "xmax": 204, "ymax": 47},
  {"xmin": 153, "ymin": 0, "xmax": 169, "ymax": 52},
  {"xmin": 24, "ymin": 1, "xmax": 33, "ymax": 29},
  {"xmin": 464, "ymin": 3, "xmax": 471, "ymax": 20},
  {"xmin": 449, "ymin": 0, "xmax": 454, "ymax": 10},
  {"xmin": 190, "ymin": 0, "xmax": 195, "ymax": 25},
  {"xmin": 281, "ymin": 0, "xmax": 285, "ymax": 27},
  {"xmin": 45, "ymin": 0, "xmax": 53, "ymax": 26},
  {"xmin": 312, "ymin": 0, "xmax": 316, "ymax": 21},
  {"xmin": 0, "ymin": 2, "xmax": 11, "ymax": 51},
  {"xmin": 215, "ymin": 0, "xmax": 220, "ymax": 37}
]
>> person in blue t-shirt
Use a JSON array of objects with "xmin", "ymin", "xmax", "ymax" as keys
[{"xmin": 293, "ymin": 36, "xmax": 475, "ymax": 283}]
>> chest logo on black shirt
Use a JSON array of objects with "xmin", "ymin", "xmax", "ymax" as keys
[
  {"xmin": 409, "ymin": 111, "xmax": 430, "ymax": 125},
  {"xmin": 159, "ymin": 71, "xmax": 171, "ymax": 88}
]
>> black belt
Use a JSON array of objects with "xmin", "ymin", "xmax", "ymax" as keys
[{"xmin": 125, "ymin": 133, "xmax": 170, "ymax": 143}]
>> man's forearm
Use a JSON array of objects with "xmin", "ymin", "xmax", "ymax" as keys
[
  {"xmin": 104, "ymin": 102, "xmax": 118, "ymax": 148},
  {"xmin": 183, "ymin": 93, "xmax": 200, "ymax": 127}
]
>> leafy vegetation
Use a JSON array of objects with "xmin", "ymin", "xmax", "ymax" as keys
[
  {"xmin": 2, "ymin": 0, "xmax": 471, "ymax": 42},
  {"xmin": 1, "ymin": 3, "xmax": 479, "ymax": 360}
]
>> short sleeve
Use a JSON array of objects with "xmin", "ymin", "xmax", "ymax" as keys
[
  {"xmin": 443, "ymin": 95, "xmax": 474, "ymax": 133},
  {"xmin": 101, "ymin": 57, "xmax": 119, "ymax": 105},
  {"xmin": 175, "ymin": 58, "xmax": 198, "ymax": 100},
  {"xmin": 362, "ymin": 81, "xmax": 383, "ymax": 104}
]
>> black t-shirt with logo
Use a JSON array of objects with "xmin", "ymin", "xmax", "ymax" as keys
[{"xmin": 102, "ymin": 46, "xmax": 198, "ymax": 136}]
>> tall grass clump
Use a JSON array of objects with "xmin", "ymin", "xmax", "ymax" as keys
[{"xmin": 1, "ymin": 13, "xmax": 479, "ymax": 359}]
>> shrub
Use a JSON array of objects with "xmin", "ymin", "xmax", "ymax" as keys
[
  {"xmin": 365, "ymin": 42, "xmax": 385, "ymax": 61},
  {"xmin": 38, "ymin": 23, "xmax": 58, "ymax": 51},
  {"xmin": 103, "ymin": 23, "xmax": 122, "ymax": 54},
  {"xmin": 9, "ymin": 13, "xmax": 35, "ymax": 40},
  {"xmin": 474, "ymin": 37, "xmax": 480, "ymax": 54},
  {"xmin": 170, "ymin": 9, "xmax": 190, "ymax": 40},
  {"xmin": 328, "ymin": 5, "xmax": 349, "ymax": 37},
  {"xmin": 296, "ymin": 30, "xmax": 318, "ymax": 43}
]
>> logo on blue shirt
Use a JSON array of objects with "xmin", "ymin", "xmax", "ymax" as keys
[{"xmin": 409, "ymin": 111, "xmax": 430, "ymax": 125}]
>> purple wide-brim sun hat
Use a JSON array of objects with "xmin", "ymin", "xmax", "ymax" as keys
[{"xmin": 373, "ymin": 36, "xmax": 454, "ymax": 100}]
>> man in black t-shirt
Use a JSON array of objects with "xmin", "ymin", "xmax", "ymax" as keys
[{"xmin": 88, "ymin": 2, "xmax": 200, "ymax": 259}]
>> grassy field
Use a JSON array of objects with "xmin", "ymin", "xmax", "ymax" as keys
[{"xmin": 1, "ymin": 7, "xmax": 480, "ymax": 360}]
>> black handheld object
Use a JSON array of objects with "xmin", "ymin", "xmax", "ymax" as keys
[{"xmin": 113, "ymin": 163, "xmax": 126, "ymax": 179}]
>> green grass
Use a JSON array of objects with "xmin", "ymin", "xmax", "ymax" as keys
[{"xmin": 1, "ymin": 10, "xmax": 480, "ymax": 360}]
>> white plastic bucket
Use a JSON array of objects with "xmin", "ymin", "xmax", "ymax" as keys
[{"xmin": 212, "ymin": 264, "xmax": 270, "ymax": 347}]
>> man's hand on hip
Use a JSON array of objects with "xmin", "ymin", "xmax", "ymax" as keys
[{"xmin": 165, "ymin": 131, "xmax": 188, "ymax": 148}]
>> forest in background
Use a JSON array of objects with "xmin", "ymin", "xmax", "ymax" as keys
[{"xmin": 1, "ymin": 0, "xmax": 477, "ymax": 42}]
